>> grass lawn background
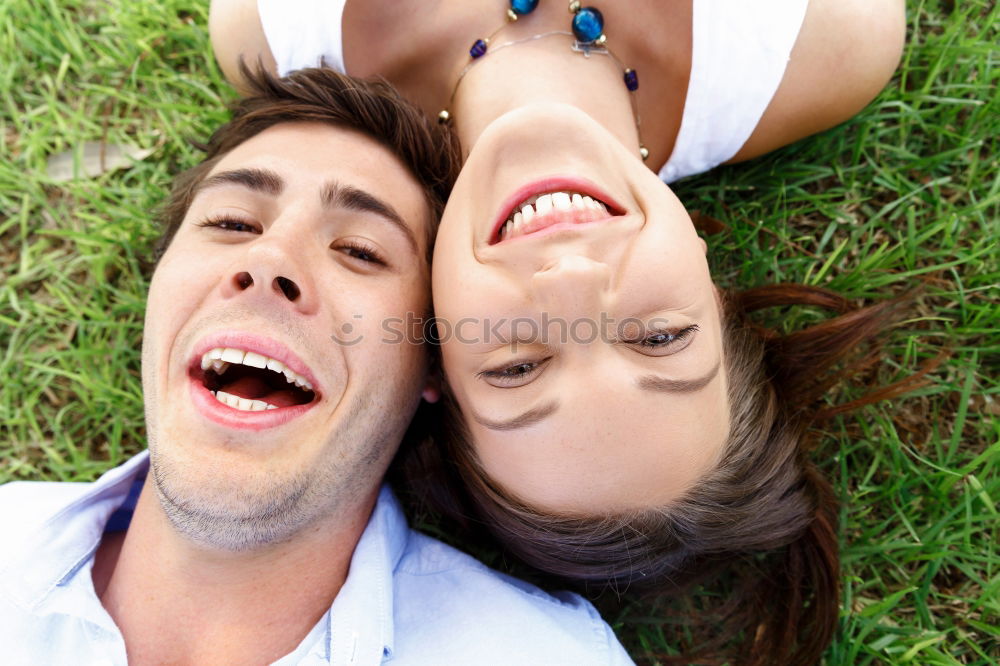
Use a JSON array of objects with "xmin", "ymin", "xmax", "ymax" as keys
[{"xmin": 0, "ymin": 1, "xmax": 996, "ymax": 663}]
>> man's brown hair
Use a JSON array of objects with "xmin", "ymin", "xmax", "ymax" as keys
[{"xmin": 155, "ymin": 65, "xmax": 459, "ymax": 262}]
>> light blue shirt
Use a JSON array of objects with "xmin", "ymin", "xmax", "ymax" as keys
[{"xmin": 0, "ymin": 452, "xmax": 634, "ymax": 665}]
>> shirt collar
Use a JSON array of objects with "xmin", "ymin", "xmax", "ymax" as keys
[
  {"xmin": 325, "ymin": 484, "xmax": 408, "ymax": 663},
  {"xmin": 0, "ymin": 451, "xmax": 149, "ymax": 614},
  {"xmin": 0, "ymin": 452, "xmax": 410, "ymax": 665}
]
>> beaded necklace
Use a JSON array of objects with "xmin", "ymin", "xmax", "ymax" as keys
[{"xmin": 438, "ymin": 0, "xmax": 647, "ymax": 160}]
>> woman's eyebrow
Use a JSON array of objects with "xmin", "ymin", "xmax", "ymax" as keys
[
  {"xmin": 636, "ymin": 359, "xmax": 721, "ymax": 393},
  {"xmin": 471, "ymin": 400, "xmax": 560, "ymax": 432}
]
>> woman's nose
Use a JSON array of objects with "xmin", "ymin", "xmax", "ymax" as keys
[{"xmin": 530, "ymin": 254, "xmax": 611, "ymax": 318}]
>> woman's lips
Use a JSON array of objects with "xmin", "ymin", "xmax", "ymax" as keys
[
  {"xmin": 489, "ymin": 176, "xmax": 626, "ymax": 244},
  {"xmin": 499, "ymin": 200, "xmax": 615, "ymax": 242}
]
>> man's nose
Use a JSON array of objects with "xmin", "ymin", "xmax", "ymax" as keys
[
  {"xmin": 530, "ymin": 254, "xmax": 611, "ymax": 318},
  {"xmin": 221, "ymin": 237, "xmax": 319, "ymax": 315},
  {"xmin": 231, "ymin": 271, "xmax": 301, "ymax": 301}
]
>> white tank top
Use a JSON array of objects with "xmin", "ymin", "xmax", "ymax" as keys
[{"xmin": 258, "ymin": 0, "xmax": 809, "ymax": 182}]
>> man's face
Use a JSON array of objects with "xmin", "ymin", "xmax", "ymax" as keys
[{"xmin": 141, "ymin": 122, "xmax": 433, "ymax": 549}]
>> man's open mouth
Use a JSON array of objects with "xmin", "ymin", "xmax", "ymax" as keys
[{"xmin": 195, "ymin": 347, "xmax": 318, "ymax": 412}]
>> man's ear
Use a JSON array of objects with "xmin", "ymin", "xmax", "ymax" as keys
[
  {"xmin": 422, "ymin": 317, "xmax": 442, "ymax": 403},
  {"xmin": 422, "ymin": 373, "xmax": 441, "ymax": 404},
  {"xmin": 422, "ymin": 353, "xmax": 442, "ymax": 404}
]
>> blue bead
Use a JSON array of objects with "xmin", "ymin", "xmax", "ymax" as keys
[
  {"xmin": 470, "ymin": 39, "xmax": 488, "ymax": 58},
  {"xmin": 509, "ymin": 0, "xmax": 538, "ymax": 15},
  {"xmin": 572, "ymin": 7, "xmax": 604, "ymax": 43},
  {"xmin": 624, "ymin": 69, "xmax": 638, "ymax": 91}
]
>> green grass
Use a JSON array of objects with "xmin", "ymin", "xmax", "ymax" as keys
[{"xmin": 1, "ymin": 0, "xmax": 996, "ymax": 664}]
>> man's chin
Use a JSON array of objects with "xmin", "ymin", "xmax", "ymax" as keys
[{"xmin": 148, "ymin": 448, "xmax": 316, "ymax": 551}]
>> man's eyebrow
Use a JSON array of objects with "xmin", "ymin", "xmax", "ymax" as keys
[
  {"xmin": 471, "ymin": 400, "xmax": 560, "ymax": 432},
  {"xmin": 197, "ymin": 167, "xmax": 284, "ymax": 196},
  {"xmin": 322, "ymin": 182, "xmax": 418, "ymax": 254},
  {"xmin": 637, "ymin": 359, "xmax": 722, "ymax": 393}
]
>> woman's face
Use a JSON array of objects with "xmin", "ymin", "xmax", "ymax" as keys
[{"xmin": 433, "ymin": 104, "xmax": 729, "ymax": 515}]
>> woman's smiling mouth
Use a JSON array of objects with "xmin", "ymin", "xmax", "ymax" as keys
[
  {"xmin": 497, "ymin": 191, "xmax": 613, "ymax": 242},
  {"xmin": 489, "ymin": 177, "xmax": 626, "ymax": 245}
]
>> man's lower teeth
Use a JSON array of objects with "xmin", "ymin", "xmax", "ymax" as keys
[{"xmin": 213, "ymin": 390, "xmax": 278, "ymax": 411}]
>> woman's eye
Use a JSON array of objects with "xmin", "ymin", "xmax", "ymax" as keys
[
  {"xmin": 479, "ymin": 359, "xmax": 546, "ymax": 388},
  {"xmin": 197, "ymin": 217, "xmax": 260, "ymax": 234},
  {"xmin": 630, "ymin": 325, "xmax": 699, "ymax": 356},
  {"xmin": 642, "ymin": 332, "xmax": 677, "ymax": 347}
]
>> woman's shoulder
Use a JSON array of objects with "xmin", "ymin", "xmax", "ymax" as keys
[{"xmin": 730, "ymin": 0, "xmax": 906, "ymax": 162}]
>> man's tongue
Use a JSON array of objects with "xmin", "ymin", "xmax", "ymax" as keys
[{"xmin": 223, "ymin": 375, "xmax": 303, "ymax": 408}]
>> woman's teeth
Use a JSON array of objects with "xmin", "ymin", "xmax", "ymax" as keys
[{"xmin": 498, "ymin": 191, "xmax": 608, "ymax": 241}]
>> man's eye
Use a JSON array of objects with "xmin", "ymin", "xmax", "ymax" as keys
[
  {"xmin": 478, "ymin": 359, "xmax": 547, "ymax": 388},
  {"xmin": 196, "ymin": 217, "xmax": 260, "ymax": 234},
  {"xmin": 335, "ymin": 240, "xmax": 387, "ymax": 266}
]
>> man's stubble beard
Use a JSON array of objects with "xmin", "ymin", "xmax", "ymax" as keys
[
  {"xmin": 147, "ymin": 385, "xmax": 398, "ymax": 551},
  {"xmin": 140, "ymin": 304, "xmax": 427, "ymax": 552}
]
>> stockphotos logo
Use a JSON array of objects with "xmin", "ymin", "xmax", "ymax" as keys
[{"xmin": 330, "ymin": 313, "xmax": 672, "ymax": 347}]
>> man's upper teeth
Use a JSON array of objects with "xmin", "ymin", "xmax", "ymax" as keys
[
  {"xmin": 500, "ymin": 191, "xmax": 607, "ymax": 239},
  {"xmin": 200, "ymin": 347, "xmax": 314, "ymax": 391}
]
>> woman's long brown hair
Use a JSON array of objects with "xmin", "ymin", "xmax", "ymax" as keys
[{"xmin": 399, "ymin": 283, "xmax": 933, "ymax": 665}]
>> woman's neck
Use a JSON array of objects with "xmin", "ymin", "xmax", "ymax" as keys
[
  {"xmin": 450, "ymin": 33, "xmax": 641, "ymax": 159},
  {"xmin": 344, "ymin": 0, "xmax": 693, "ymax": 168}
]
